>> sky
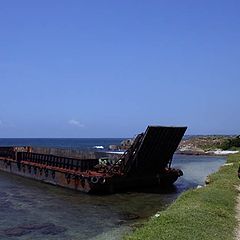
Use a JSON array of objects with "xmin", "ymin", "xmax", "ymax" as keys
[{"xmin": 0, "ymin": 1, "xmax": 240, "ymax": 137}]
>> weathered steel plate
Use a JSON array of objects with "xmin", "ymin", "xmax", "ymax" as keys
[{"xmin": 126, "ymin": 126, "xmax": 187, "ymax": 176}]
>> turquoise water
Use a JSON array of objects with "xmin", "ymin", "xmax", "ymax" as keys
[{"xmin": 0, "ymin": 150, "xmax": 225, "ymax": 239}]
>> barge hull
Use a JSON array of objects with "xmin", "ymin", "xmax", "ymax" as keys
[
  {"xmin": 0, "ymin": 157, "xmax": 182, "ymax": 193},
  {"xmin": 0, "ymin": 157, "xmax": 94, "ymax": 192}
]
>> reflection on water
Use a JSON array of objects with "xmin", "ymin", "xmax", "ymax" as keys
[{"xmin": 0, "ymin": 155, "xmax": 225, "ymax": 240}]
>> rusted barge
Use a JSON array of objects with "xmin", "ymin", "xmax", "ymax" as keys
[{"xmin": 0, "ymin": 126, "xmax": 187, "ymax": 193}]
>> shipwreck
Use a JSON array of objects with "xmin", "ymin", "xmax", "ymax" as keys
[{"xmin": 0, "ymin": 126, "xmax": 187, "ymax": 193}]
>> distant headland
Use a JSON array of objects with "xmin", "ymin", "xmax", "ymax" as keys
[{"xmin": 109, "ymin": 135, "xmax": 240, "ymax": 156}]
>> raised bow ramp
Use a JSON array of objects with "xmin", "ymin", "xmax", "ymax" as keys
[{"xmin": 122, "ymin": 126, "xmax": 187, "ymax": 176}]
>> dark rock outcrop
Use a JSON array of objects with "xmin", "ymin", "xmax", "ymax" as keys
[{"xmin": 0, "ymin": 223, "xmax": 67, "ymax": 237}]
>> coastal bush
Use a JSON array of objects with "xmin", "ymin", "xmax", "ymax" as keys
[
  {"xmin": 231, "ymin": 136, "xmax": 240, "ymax": 148},
  {"xmin": 220, "ymin": 139, "xmax": 232, "ymax": 150},
  {"xmin": 221, "ymin": 136, "xmax": 240, "ymax": 150},
  {"xmin": 125, "ymin": 153, "xmax": 240, "ymax": 240}
]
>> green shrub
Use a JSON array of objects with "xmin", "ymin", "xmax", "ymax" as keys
[{"xmin": 220, "ymin": 136, "xmax": 240, "ymax": 150}]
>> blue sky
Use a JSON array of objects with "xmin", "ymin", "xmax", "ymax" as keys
[{"xmin": 0, "ymin": 1, "xmax": 239, "ymax": 137}]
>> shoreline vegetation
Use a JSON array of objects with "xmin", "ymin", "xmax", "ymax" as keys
[
  {"xmin": 124, "ymin": 153, "xmax": 240, "ymax": 240},
  {"xmin": 109, "ymin": 135, "xmax": 240, "ymax": 156},
  {"xmin": 177, "ymin": 135, "xmax": 240, "ymax": 156}
]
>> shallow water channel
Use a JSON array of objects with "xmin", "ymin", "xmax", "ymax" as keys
[{"xmin": 0, "ymin": 155, "xmax": 225, "ymax": 240}]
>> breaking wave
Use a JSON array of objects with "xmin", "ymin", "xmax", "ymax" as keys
[{"xmin": 93, "ymin": 146, "xmax": 104, "ymax": 149}]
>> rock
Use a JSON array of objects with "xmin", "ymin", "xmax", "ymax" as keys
[
  {"xmin": 3, "ymin": 227, "xmax": 31, "ymax": 237},
  {"xmin": 20, "ymin": 223, "xmax": 51, "ymax": 230},
  {"xmin": 177, "ymin": 146, "xmax": 206, "ymax": 155},
  {"xmin": 223, "ymin": 163, "xmax": 234, "ymax": 166},
  {"xmin": 120, "ymin": 139, "xmax": 134, "ymax": 149},
  {"xmin": 205, "ymin": 176, "xmax": 211, "ymax": 185},
  {"xmin": 108, "ymin": 138, "xmax": 135, "ymax": 151},
  {"xmin": 109, "ymin": 145, "xmax": 118, "ymax": 151},
  {"xmin": 119, "ymin": 212, "xmax": 140, "ymax": 221},
  {"xmin": 1, "ymin": 223, "xmax": 67, "ymax": 237},
  {"xmin": 40, "ymin": 224, "xmax": 67, "ymax": 235},
  {"xmin": 116, "ymin": 220, "xmax": 126, "ymax": 225},
  {"xmin": 177, "ymin": 136, "xmax": 234, "ymax": 155}
]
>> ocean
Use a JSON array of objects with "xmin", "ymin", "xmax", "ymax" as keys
[{"xmin": 0, "ymin": 138, "xmax": 125, "ymax": 151}]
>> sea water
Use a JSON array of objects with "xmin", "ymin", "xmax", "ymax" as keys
[
  {"xmin": 0, "ymin": 139, "xmax": 226, "ymax": 240},
  {"xmin": 0, "ymin": 138, "xmax": 125, "ymax": 150}
]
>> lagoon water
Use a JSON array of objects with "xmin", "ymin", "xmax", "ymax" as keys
[{"xmin": 0, "ymin": 139, "xmax": 225, "ymax": 240}]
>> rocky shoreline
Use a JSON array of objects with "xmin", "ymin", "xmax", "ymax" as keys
[
  {"xmin": 109, "ymin": 135, "xmax": 240, "ymax": 156},
  {"xmin": 177, "ymin": 135, "xmax": 239, "ymax": 156},
  {"xmin": 175, "ymin": 149, "xmax": 239, "ymax": 156}
]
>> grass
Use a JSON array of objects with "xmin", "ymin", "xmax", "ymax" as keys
[
  {"xmin": 125, "ymin": 154, "xmax": 240, "ymax": 240},
  {"xmin": 228, "ymin": 147, "xmax": 240, "ymax": 151}
]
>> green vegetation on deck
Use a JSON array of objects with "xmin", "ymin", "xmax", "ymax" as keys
[{"xmin": 125, "ymin": 154, "xmax": 240, "ymax": 240}]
